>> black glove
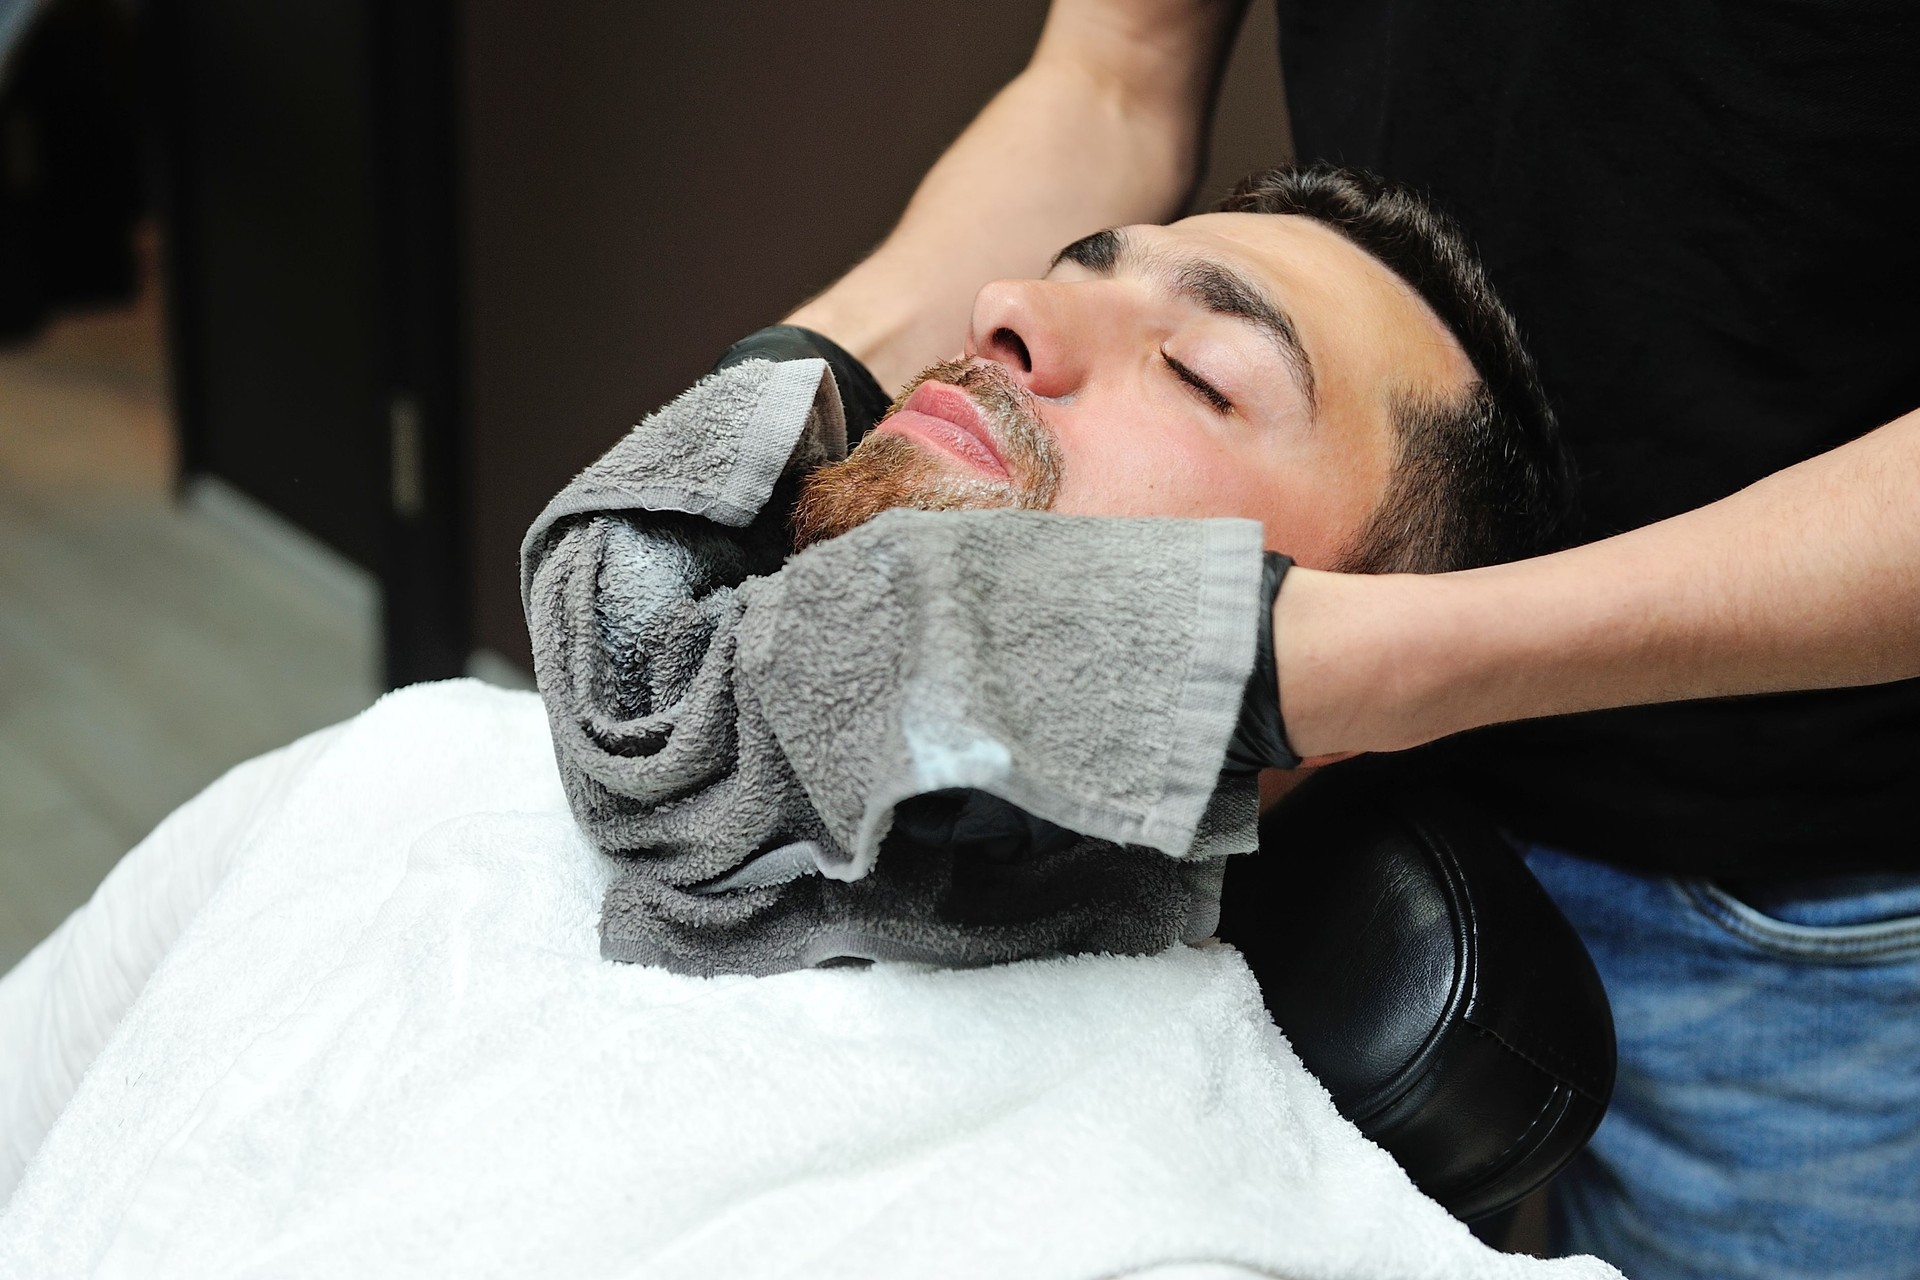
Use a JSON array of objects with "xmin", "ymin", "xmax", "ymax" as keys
[
  {"xmin": 714, "ymin": 324, "xmax": 893, "ymax": 447},
  {"xmin": 1223, "ymin": 551, "xmax": 1302, "ymax": 772}
]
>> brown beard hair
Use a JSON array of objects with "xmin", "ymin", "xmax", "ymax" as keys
[{"xmin": 790, "ymin": 358, "xmax": 1064, "ymax": 551}]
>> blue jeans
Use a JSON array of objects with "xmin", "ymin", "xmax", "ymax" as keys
[{"xmin": 1521, "ymin": 847, "xmax": 1920, "ymax": 1279}]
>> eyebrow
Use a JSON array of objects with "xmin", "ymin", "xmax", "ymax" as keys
[{"xmin": 1051, "ymin": 227, "xmax": 1318, "ymax": 411}]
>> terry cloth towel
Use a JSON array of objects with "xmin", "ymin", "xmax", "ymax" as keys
[
  {"xmin": 520, "ymin": 358, "xmax": 1268, "ymax": 976},
  {"xmin": 0, "ymin": 682, "xmax": 1624, "ymax": 1280}
]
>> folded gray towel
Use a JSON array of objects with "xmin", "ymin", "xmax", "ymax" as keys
[{"xmin": 521, "ymin": 357, "xmax": 1267, "ymax": 976}]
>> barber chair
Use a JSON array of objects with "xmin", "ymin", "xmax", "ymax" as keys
[{"xmin": 1216, "ymin": 760, "xmax": 1615, "ymax": 1222}]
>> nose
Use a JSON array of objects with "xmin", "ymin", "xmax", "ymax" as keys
[{"xmin": 964, "ymin": 278, "xmax": 1089, "ymax": 400}]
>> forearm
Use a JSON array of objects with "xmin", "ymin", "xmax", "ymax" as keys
[
  {"xmin": 785, "ymin": 0, "xmax": 1248, "ymax": 393},
  {"xmin": 1280, "ymin": 406, "xmax": 1920, "ymax": 756}
]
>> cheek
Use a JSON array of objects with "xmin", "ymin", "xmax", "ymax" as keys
[
  {"xmin": 1045, "ymin": 406, "xmax": 1379, "ymax": 567},
  {"xmin": 1049, "ymin": 415, "xmax": 1274, "ymax": 521}
]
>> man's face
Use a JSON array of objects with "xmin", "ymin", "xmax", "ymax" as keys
[{"xmin": 793, "ymin": 212, "xmax": 1473, "ymax": 567}]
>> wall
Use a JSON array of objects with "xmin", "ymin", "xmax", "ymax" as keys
[{"xmin": 160, "ymin": 0, "xmax": 385, "ymax": 570}]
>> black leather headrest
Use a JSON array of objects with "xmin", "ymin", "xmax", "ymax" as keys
[{"xmin": 1215, "ymin": 761, "xmax": 1615, "ymax": 1220}]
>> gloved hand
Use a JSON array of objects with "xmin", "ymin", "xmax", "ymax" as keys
[
  {"xmin": 1223, "ymin": 551, "xmax": 1302, "ymax": 772},
  {"xmin": 715, "ymin": 324, "xmax": 894, "ymax": 446}
]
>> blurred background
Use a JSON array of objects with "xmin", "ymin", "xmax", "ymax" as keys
[{"xmin": 0, "ymin": 0, "xmax": 1291, "ymax": 970}]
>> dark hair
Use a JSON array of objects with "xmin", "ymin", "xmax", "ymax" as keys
[{"xmin": 1215, "ymin": 164, "xmax": 1573, "ymax": 573}]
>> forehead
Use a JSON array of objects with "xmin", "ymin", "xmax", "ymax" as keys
[{"xmin": 1143, "ymin": 211, "xmax": 1473, "ymax": 410}]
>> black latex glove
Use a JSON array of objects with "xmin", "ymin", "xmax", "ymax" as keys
[
  {"xmin": 714, "ymin": 324, "xmax": 893, "ymax": 447},
  {"xmin": 1223, "ymin": 551, "xmax": 1302, "ymax": 772}
]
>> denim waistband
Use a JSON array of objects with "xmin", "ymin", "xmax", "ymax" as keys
[{"xmin": 1712, "ymin": 872, "xmax": 1920, "ymax": 929}]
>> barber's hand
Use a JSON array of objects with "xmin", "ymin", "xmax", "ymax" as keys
[
  {"xmin": 1223, "ymin": 551, "xmax": 1303, "ymax": 772},
  {"xmin": 715, "ymin": 324, "xmax": 894, "ymax": 446}
]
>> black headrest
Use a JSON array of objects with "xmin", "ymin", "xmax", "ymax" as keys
[{"xmin": 1216, "ymin": 761, "xmax": 1615, "ymax": 1220}]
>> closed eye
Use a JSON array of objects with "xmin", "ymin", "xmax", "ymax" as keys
[{"xmin": 1162, "ymin": 351, "xmax": 1233, "ymax": 414}]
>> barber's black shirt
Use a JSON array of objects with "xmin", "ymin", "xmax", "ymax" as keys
[{"xmin": 1275, "ymin": 0, "xmax": 1920, "ymax": 876}]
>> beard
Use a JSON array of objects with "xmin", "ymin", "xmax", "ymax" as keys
[{"xmin": 790, "ymin": 358, "xmax": 1064, "ymax": 551}]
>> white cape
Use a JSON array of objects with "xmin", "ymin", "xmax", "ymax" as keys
[{"xmin": 0, "ymin": 682, "xmax": 1617, "ymax": 1280}]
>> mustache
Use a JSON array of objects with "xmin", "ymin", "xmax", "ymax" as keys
[
  {"xmin": 885, "ymin": 357, "xmax": 1058, "ymax": 482},
  {"xmin": 887, "ymin": 355, "xmax": 1052, "ymax": 445},
  {"xmin": 790, "ymin": 358, "xmax": 1064, "ymax": 552}
]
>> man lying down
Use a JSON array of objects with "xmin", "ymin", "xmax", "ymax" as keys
[{"xmin": 0, "ymin": 166, "xmax": 1615, "ymax": 1280}]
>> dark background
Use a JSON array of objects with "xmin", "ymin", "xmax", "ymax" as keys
[{"xmin": 65, "ymin": 0, "xmax": 1293, "ymax": 683}]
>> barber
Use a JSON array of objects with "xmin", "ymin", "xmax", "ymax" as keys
[{"xmin": 779, "ymin": 2, "xmax": 1920, "ymax": 1275}]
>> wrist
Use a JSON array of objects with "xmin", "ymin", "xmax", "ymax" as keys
[
  {"xmin": 780, "ymin": 294, "xmax": 915, "ymax": 391},
  {"xmin": 1275, "ymin": 569, "xmax": 1477, "ymax": 757},
  {"xmin": 1024, "ymin": 55, "xmax": 1207, "ymax": 212},
  {"xmin": 1030, "ymin": 0, "xmax": 1244, "ymax": 147}
]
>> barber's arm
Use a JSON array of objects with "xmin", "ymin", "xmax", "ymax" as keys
[
  {"xmin": 1275, "ymin": 405, "xmax": 1920, "ymax": 757},
  {"xmin": 784, "ymin": 0, "xmax": 1250, "ymax": 393}
]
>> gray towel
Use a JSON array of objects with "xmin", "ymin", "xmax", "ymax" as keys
[{"xmin": 521, "ymin": 357, "xmax": 1268, "ymax": 976}]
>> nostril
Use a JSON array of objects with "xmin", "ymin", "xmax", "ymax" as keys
[{"xmin": 993, "ymin": 327, "xmax": 1032, "ymax": 373}]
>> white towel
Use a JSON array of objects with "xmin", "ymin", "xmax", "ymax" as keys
[
  {"xmin": 0, "ymin": 723, "xmax": 347, "ymax": 1199},
  {"xmin": 0, "ymin": 682, "xmax": 1619, "ymax": 1280}
]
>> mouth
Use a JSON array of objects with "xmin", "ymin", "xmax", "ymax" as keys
[{"xmin": 873, "ymin": 379, "xmax": 1012, "ymax": 480}]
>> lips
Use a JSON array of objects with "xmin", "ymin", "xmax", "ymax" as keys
[{"xmin": 875, "ymin": 380, "xmax": 1011, "ymax": 479}]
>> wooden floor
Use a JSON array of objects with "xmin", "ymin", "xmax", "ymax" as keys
[{"xmin": 0, "ymin": 238, "xmax": 379, "ymax": 972}]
